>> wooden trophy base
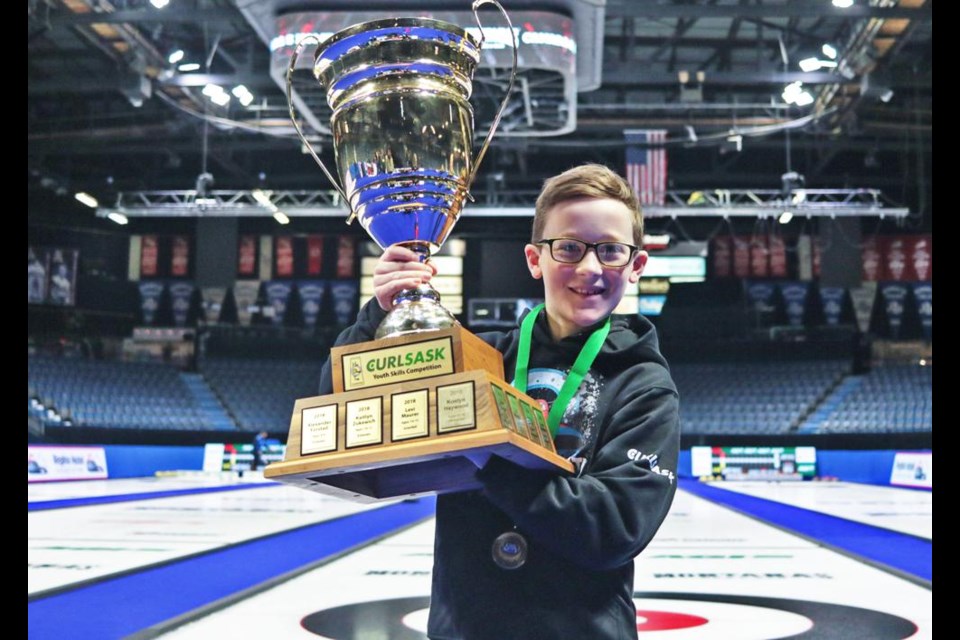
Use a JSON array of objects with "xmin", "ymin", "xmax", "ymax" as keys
[{"xmin": 265, "ymin": 329, "xmax": 574, "ymax": 502}]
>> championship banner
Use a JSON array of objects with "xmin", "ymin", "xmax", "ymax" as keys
[
  {"xmin": 749, "ymin": 233, "xmax": 770, "ymax": 278},
  {"xmin": 911, "ymin": 282, "xmax": 932, "ymax": 340},
  {"xmin": 745, "ymin": 280, "xmax": 777, "ymax": 316},
  {"xmin": 905, "ymin": 234, "xmax": 932, "ymax": 281},
  {"xmin": 171, "ymin": 235, "xmax": 190, "ymax": 277},
  {"xmin": 141, "ymin": 235, "xmax": 159, "ymax": 277},
  {"xmin": 337, "ymin": 235, "xmax": 357, "ymax": 278},
  {"xmin": 48, "ymin": 248, "xmax": 78, "ymax": 306},
  {"xmin": 880, "ymin": 282, "xmax": 909, "ymax": 339},
  {"xmin": 28, "ymin": 246, "xmax": 48, "ymax": 304},
  {"xmin": 28, "ymin": 445, "xmax": 108, "ymax": 483},
  {"xmin": 298, "ymin": 280, "xmax": 326, "ymax": 328},
  {"xmin": 265, "ymin": 280, "xmax": 293, "ymax": 326},
  {"xmin": 329, "ymin": 280, "xmax": 359, "ymax": 326},
  {"xmin": 307, "ymin": 235, "xmax": 324, "ymax": 275},
  {"xmin": 238, "ymin": 235, "xmax": 257, "ymax": 276},
  {"xmin": 819, "ymin": 286, "xmax": 846, "ymax": 326},
  {"xmin": 769, "ymin": 233, "xmax": 787, "ymax": 278},
  {"xmin": 849, "ymin": 282, "xmax": 877, "ymax": 334},
  {"xmin": 201, "ymin": 286, "xmax": 227, "ymax": 324},
  {"xmin": 138, "ymin": 280, "xmax": 165, "ymax": 325},
  {"xmin": 233, "ymin": 280, "xmax": 261, "ymax": 326},
  {"xmin": 168, "ymin": 281, "xmax": 194, "ymax": 327},
  {"xmin": 710, "ymin": 234, "xmax": 732, "ymax": 278},
  {"xmin": 275, "ymin": 236, "xmax": 294, "ymax": 278},
  {"xmin": 779, "ymin": 281, "xmax": 809, "ymax": 327},
  {"xmin": 732, "ymin": 236, "xmax": 750, "ymax": 278},
  {"xmin": 861, "ymin": 234, "xmax": 881, "ymax": 282},
  {"xmin": 881, "ymin": 236, "xmax": 908, "ymax": 281}
]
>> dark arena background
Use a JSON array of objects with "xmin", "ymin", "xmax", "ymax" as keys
[{"xmin": 29, "ymin": 1, "xmax": 931, "ymax": 639}]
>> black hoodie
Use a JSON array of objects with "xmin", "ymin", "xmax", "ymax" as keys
[{"xmin": 319, "ymin": 301, "xmax": 680, "ymax": 640}]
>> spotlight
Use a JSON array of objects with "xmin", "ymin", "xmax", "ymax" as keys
[{"xmin": 107, "ymin": 212, "xmax": 129, "ymax": 225}]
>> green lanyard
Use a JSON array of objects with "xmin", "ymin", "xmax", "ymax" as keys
[{"xmin": 513, "ymin": 303, "xmax": 610, "ymax": 439}]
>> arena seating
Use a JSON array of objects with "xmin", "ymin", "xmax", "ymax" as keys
[
  {"xmin": 802, "ymin": 362, "xmax": 932, "ymax": 434},
  {"xmin": 27, "ymin": 354, "xmax": 233, "ymax": 431},
  {"xmin": 200, "ymin": 357, "xmax": 325, "ymax": 433},
  {"xmin": 672, "ymin": 359, "xmax": 851, "ymax": 436}
]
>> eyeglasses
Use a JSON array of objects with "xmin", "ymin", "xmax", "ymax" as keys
[{"xmin": 537, "ymin": 237, "xmax": 639, "ymax": 267}]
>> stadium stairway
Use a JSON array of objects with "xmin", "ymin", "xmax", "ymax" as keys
[
  {"xmin": 796, "ymin": 374, "xmax": 865, "ymax": 434},
  {"xmin": 180, "ymin": 372, "xmax": 237, "ymax": 431}
]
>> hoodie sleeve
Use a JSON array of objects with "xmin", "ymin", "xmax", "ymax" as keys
[
  {"xmin": 476, "ymin": 379, "xmax": 680, "ymax": 571},
  {"xmin": 318, "ymin": 299, "xmax": 388, "ymax": 395}
]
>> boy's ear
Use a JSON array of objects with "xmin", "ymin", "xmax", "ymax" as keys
[
  {"xmin": 628, "ymin": 250, "xmax": 649, "ymax": 284},
  {"xmin": 524, "ymin": 244, "xmax": 543, "ymax": 279}
]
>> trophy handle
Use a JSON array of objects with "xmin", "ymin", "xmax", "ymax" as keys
[
  {"xmin": 468, "ymin": 0, "xmax": 519, "ymax": 193},
  {"xmin": 285, "ymin": 35, "xmax": 353, "ymax": 221}
]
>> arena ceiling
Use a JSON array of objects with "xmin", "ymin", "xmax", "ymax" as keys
[{"xmin": 28, "ymin": 0, "xmax": 932, "ymax": 229}]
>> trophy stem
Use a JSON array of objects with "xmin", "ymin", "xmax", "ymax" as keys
[{"xmin": 375, "ymin": 244, "xmax": 460, "ymax": 340}]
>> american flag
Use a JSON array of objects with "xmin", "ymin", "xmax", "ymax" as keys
[{"xmin": 625, "ymin": 129, "xmax": 668, "ymax": 206}]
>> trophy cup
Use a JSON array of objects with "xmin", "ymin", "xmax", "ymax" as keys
[{"xmin": 264, "ymin": 1, "xmax": 574, "ymax": 502}]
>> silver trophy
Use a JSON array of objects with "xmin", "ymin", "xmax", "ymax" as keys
[{"xmin": 286, "ymin": 1, "xmax": 517, "ymax": 339}]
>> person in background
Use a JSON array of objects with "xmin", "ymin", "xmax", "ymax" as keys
[
  {"xmin": 319, "ymin": 163, "xmax": 680, "ymax": 640},
  {"xmin": 251, "ymin": 431, "xmax": 269, "ymax": 471}
]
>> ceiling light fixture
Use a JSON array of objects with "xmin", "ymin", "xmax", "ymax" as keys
[
  {"xmin": 273, "ymin": 211, "xmax": 290, "ymax": 224},
  {"xmin": 778, "ymin": 211, "xmax": 794, "ymax": 224},
  {"xmin": 74, "ymin": 192, "xmax": 99, "ymax": 208},
  {"xmin": 832, "ymin": 0, "xmax": 854, "ymax": 7},
  {"xmin": 178, "ymin": 63, "xmax": 201, "ymax": 72},
  {"xmin": 107, "ymin": 212, "xmax": 129, "ymax": 225},
  {"xmin": 168, "ymin": 49, "xmax": 185, "ymax": 64},
  {"xmin": 150, "ymin": 0, "xmax": 170, "ymax": 8}
]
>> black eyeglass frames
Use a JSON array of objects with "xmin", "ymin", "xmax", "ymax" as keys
[{"xmin": 537, "ymin": 238, "xmax": 639, "ymax": 267}]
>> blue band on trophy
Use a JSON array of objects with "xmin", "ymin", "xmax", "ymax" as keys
[
  {"xmin": 319, "ymin": 26, "xmax": 479, "ymax": 65},
  {"xmin": 332, "ymin": 63, "xmax": 456, "ymax": 92}
]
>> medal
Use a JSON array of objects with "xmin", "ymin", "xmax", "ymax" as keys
[{"xmin": 492, "ymin": 530, "xmax": 528, "ymax": 570}]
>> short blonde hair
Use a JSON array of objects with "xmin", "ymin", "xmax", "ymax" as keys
[{"xmin": 532, "ymin": 163, "xmax": 643, "ymax": 245}]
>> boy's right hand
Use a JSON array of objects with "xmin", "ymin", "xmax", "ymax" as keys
[{"xmin": 373, "ymin": 244, "xmax": 437, "ymax": 311}]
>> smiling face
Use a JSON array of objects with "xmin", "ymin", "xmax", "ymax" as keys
[{"xmin": 525, "ymin": 197, "xmax": 648, "ymax": 341}]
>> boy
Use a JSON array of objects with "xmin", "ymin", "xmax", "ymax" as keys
[{"xmin": 319, "ymin": 163, "xmax": 680, "ymax": 639}]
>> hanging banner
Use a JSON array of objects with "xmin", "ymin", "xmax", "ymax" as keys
[
  {"xmin": 881, "ymin": 236, "xmax": 908, "ymax": 281},
  {"xmin": 265, "ymin": 280, "xmax": 293, "ymax": 326},
  {"xmin": 233, "ymin": 280, "xmax": 261, "ymax": 326},
  {"xmin": 749, "ymin": 233, "xmax": 770, "ymax": 278},
  {"xmin": 745, "ymin": 280, "xmax": 777, "ymax": 315},
  {"xmin": 298, "ymin": 280, "xmax": 326, "ymax": 328},
  {"xmin": 28, "ymin": 246, "xmax": 48, "ymax": 304},
  {"xmin": 849, "ymin": 282, "xmax": 877, "ymax": 334},
  {"xmin": 911, "ymin": 282, "xmax": 932, "ymax": 341},
  {"xmin": 861, "ymin": 235, "xmax": 881, "ymax": 282},
  {"xmin": 171, "ymin": 235, "xmax": 190, "ymax": 277},
  {"xmin": 732, "ymin": 236, "xmax": 750, "ymax": 278},
  {"xmin": 796, "ymin": 234, "xmax": 813, "ymax": 281},
  {"xmin": 711, "ymin": 234, "xmax": 732, "ymax": 278},
  {"xmin": 275, "ymin": 236, "xmax": 294, "ymax": 278},
  {"xmin": 307, "ymin": 235, "xmax": 324, "ymax": 275},
  {"xmin": 168, "ymin": 281, "xmax": 194, "ymax": 327},
  {"xmin": 141, "ymin": 235, "xmax": 159, "ymax": 277},
  {"xmin": 811, "ymin": 237, "xmax": 821, "ymax": 279},
  {"xmin": 259, "ymin": 235, "xmax": 273, "ymax": 281},
  {"xmin": 329, "ymin": 281, "xmax": 359, "ymax": 326},
  {"xmin": 238, "ymin": 235, "xmax": 257, "ymax": 276},
  {"xmin": 138, "ymin": 280, "xmax": 165, "ymax": 325},
  {"xmin": 906, "ymin": 234, "xmax": 932, "ymax": 281},
  {"xmin": 337, "ymin": 235, "xmax": 357, "ymax": 278},
  {"xmin": 819, "ymin": 286, "xmax": 846, "ymax": 326},
  {"xmin": 769, "ymin": 233, "xmax": 787, "ymax": 278},
  {"xmin": 201, "ymin": 287, "xmax": 227, "ymax": 324},
  {"xmin": 48, "ymin": 248, "xmax": 79, "ymax": 306},
  {"xmin": 779, "ymin": 281, "xmax": 809, "ymax": 327},
  {"xmin": 880, "ymin": 282, "xmax": 909, "ymax": 339}
]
